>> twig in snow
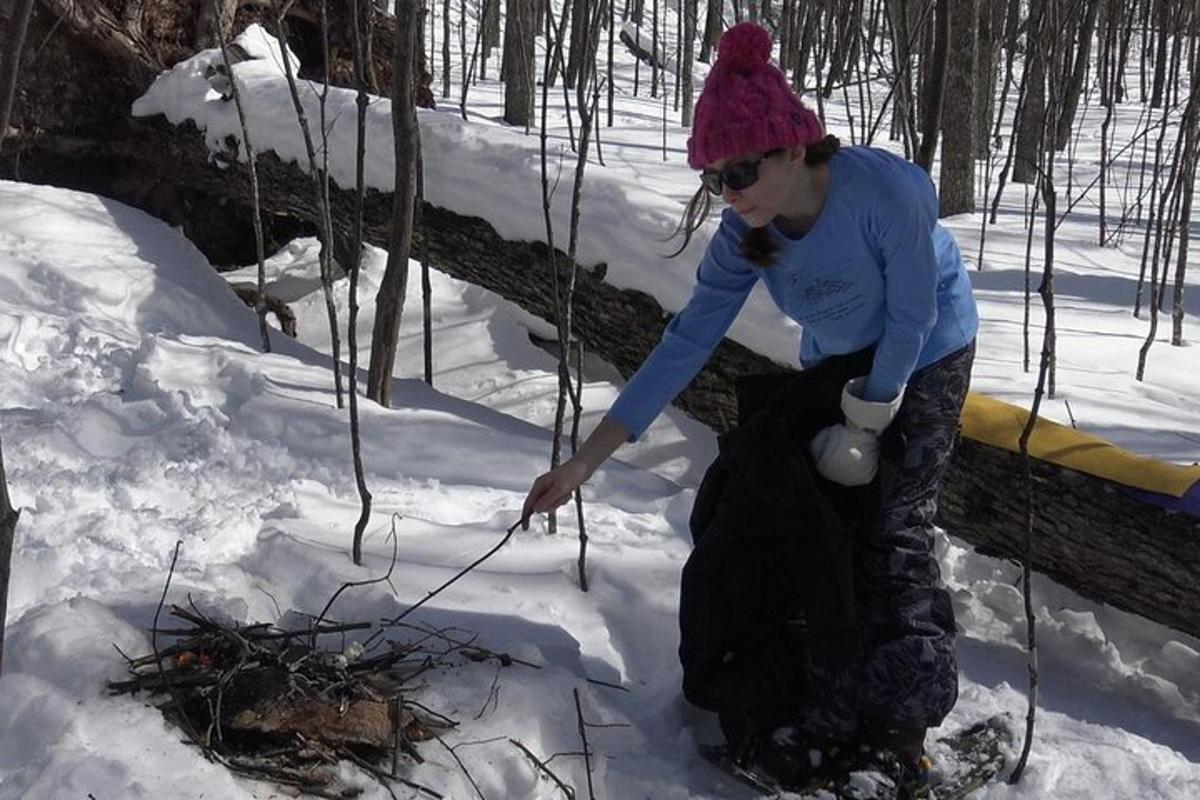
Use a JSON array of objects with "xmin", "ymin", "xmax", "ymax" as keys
[
  {"xmin": 152, "ymin": 541, "xmax": 205, "ymax": 748},
  {"xmin": 435, "ymin": 734, "xmax": 488, "ymax": 800},
  {"xmin": 573, "ymin": 688, "xmax": 596, "ymax": 800},
  {"xmin": 510, "ymin": 738, "xmax": 576, "ymax": 800},
  {"xmin": 474, "ymin": 661, "xmax": 502, "ymax": 720},
  {"xmin": 366, "ymin": 520, "xmax": 522, "ymax": 648},
  {"xmin": 310, "ymin": 519, "xmax": 399, "ymax": 649},
  {"xmin": 336, "ymin": 743, "xmax": 403, "ymax": 800}
]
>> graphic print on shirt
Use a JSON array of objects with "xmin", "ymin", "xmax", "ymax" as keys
[{"xmin": 790, "ymin": 274, "xmax": 869, "ymax": 328}]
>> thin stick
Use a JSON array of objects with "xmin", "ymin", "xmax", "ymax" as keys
[
  {"xmin": 152, "ymin": 542, "xmax": 205, "ymax": 747},
  {"xmin": 210, "ymin": 3, "xmax": 271, "ymax": 352},
  {"xmin": 310, "ymin": 519, "xmax": 399, "ymax": 648},
  {"xmin": 392, "ymin": 696, "xmax": 401, "ymax": 778},
  {"xmin": 337, "ymin": 745, "xmax": 407, "ymax": 800},
  {"xmin": 0, "ymin": 435, "xmax": 20, "ymax": 674},
  {"xmin": 573, "ymin": 688, "xmax": 596, "ymax": 800},
  {"xmin": 366, "ymin": 520, "xmax": 521, "ymax": 648},
  {"xmin": 510, "ymin": 738, "xmax": 576, "ymax": 799},
  {"xmin": 435, "ymin": 735, "xmax": 488, "ymax": 800},
  {"xmin": 348, "ymin": 0, "xmax": 375, "ymax": 569}
]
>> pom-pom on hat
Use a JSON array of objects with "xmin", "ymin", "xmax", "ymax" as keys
[{"xmin": 687, "ymin": 23, "xmax": 824, "ymax": 170}]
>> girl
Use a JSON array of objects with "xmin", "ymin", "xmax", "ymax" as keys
[{"xmin": 522, "ymin": 22, "xmax": 978, "ymax": 793}]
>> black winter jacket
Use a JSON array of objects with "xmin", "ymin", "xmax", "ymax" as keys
[{"xmin": 678, "ymin": 348, "xmax": 900, "ymax": 736}]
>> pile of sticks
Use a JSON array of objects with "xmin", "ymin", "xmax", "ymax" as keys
[{"xmin": 107, "ymin": 601, "xmax": 513, "ymax": 799}]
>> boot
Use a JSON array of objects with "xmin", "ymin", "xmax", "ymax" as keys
[{"xmin": 865, "ymin": 726, "xmax": 932, "ymax": 799}]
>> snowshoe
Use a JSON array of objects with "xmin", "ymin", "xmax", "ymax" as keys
[{"xmin": 701, "ymin": 715, "xmax": 1012, "ymax": 799}]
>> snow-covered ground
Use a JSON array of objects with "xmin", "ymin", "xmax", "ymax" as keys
[{"xmin": 2, "ymin": 8, "xmax": 1199, "ymax": 800}]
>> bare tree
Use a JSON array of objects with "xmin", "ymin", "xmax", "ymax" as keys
[
  {"xmin": 699, "ymin": 0, "xmax": 721, "ymax": 63},
  {"xmin": 1054, "ymin": 0, "xmax": 1102, "ymax": 151},
  {"xmin": 347, "ymin": 0, "xmax": 375, "ymax": 566},
  {"xmin": 272, "ymin": 4, "xmax": 344, "ymax": 406},
  {"xmin": 1137, "ymin": 55, "xmax": 1197, "ymax": 379},
  {"xmin": 975, "ymin": 0, "xmax": 1003, "ymax": 159},
  {"xmin": 503, "ymin": 0, "xmax": 537, "ymax": 126},
  {"xmin": 914, "ymin": 0, "xmax": 949, "ymax": 171},
  {"xmin": 1009, "ymin": 164, "xmax": 1055, "ymax": 784},
  {"xmin": 368, "ymin": 0, "xmax": 421, "ymax": 407},
  {"xmin": 442, "ymin": 0, "xmax": 452, "ymax": 97},
  {"xmin": 1012, "ymin": 0, "xmax": 1046, "ymax": 184},
  {"xmin": 682, "ymin": 0, "xmax": 698, "ymax": 126},
  {"xmin": 1172, "ymin": 30, "xmax": 1199, "ymax": 346},
  {"xmin": 568, "ymin": 0, "xmax": 587, "ymax": 88},
  {"xmin": 211, "ymin": 7, "xmax": 271, "ymax": 353},
  {"xmin": 883, "ymin": 0, "xmax": 920, "ymax": 157},
  {"xmin": 0, "ymin": 436, "xmax": 18, "ymax": 674},
  {"xmin": 939, "ymin": 0, "xmax": 979, "ymax": 214},
  {"xmin": 481, "ymin": 0, "xmax": 501, "ymax": 80},
  {"xmin": 195, "ymin": 0, "xmax": 239, "ymax": 49},
  {"xmin": 0, "ymin": 0, "xmax": 35, "ymax": 153},
  {"xmin": 1149, "ymin": 0, "xmax": 1171, "ymax": 108}
]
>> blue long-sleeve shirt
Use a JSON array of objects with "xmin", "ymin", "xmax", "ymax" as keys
[{"xmin": 609, "ymin": 146, "xmax": 979, "ymax": 440}]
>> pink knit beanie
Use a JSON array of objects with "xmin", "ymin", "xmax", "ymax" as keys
[{"xmin": 687, "ymin": 23, "xmax": 825, "ymax": 170}]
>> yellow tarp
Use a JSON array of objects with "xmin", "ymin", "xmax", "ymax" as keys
[{"xmin": 960, "ymin": 392, "xmax": 1200, "ymax": 498}]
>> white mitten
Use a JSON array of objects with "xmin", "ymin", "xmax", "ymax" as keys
[{"xmin": 809, "ymin": 377, "xmax": 905, "ymax": 486}]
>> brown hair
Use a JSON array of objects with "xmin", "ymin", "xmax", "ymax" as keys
[{"xmin": 670, "ymin": 135, "xmax": 842, "ymax": 267}]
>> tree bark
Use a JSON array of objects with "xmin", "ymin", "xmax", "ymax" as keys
[
  {"xmin": 194, "ymin": 0, "xmax": 240, "ymax": 50},
  {"xmin": 914, "ymin": 0, "xmax": 949, "ymax": 172},
  {"xmin": 367, "ymin": 0, "xmax": 420, "ymax": 406},
  {"xmin": 681, "ymin": 0, "xmax": 697, "ymax": 127},
  {"xmin": 0, "ymin": 0, "xmax": 36, "ymax": 149},
  {"xmin": 699, "ymin": 0, "xmax": 721, "ymax": 63},
  {"xmin": 1054, "ymin": 0, "xmax": 1102, "ymax": 151},
  {"xmin": 1012, "ymin": 0, "xmax": 1046, "ymax": 184},
  {"xmin": 939, "ymin": 0, "xmax": 978, "ymax": 215},
  {"xmin": 0, "ymin": 436, "xmax": 19, "ymax": 675},
  {"xmin": 974, "ymin": 0, "xmax": 1001, "ymax": 159},
  {"xmin": 503, "ymin": 0, "xmax": 536, "ymax": 126}
]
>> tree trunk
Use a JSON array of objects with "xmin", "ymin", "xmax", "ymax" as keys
[
  {"xmin": 194, "ymin": 0, "xmax": 240, "ymax": 50},
  {"xmin": 480, "ymin": 0, "xmax": 500, "ymax": 80},
  {"xmin": 974, "ymin": 0, "xmax": 1001, "ymax": 159},
  {"xmin": 368, "ymin": 0, "xmax": 420, "ymax": 406},
  {"xmin": 567, "ymin": 0, "xmax": 587, "ymax": 89},
  {"xmin": 503, "ymin": 0, "xmax": 536, "ymax": 126},
  {"xmin": 939, "ymin": 0, "xmax": 979, "ymax": 215},
  {"xmin": 699, "ymin": 0, "xmax": 721, "ymax": 63},
  {"xmin": 682, "ymin": 0, "xmax": 698, "ymax": 127},
  {"xmin": 0, "ymin": 0, "xmax": 36, "ymax": 148},
  {"xmin": 1012, "ymin": 0, "xmax": 1046, "ymax": 184},
  {"xmin": 0, "ymin": 436, "xmax": 19, "ymax": 675},
  {"xmin": 884, "ymin": 0, "xmax": 918, "ymax": 157},
  {"xmin": 1149, "ymin": 0, "xmax": 1169, "ymax": 108},
  {"xmin": 915, "ymin": 0, "xmax": 950, "ymax": 171},
  {"xmin": 1054, "ymin": 0, "xmax": 1102, "ymax": 150}
]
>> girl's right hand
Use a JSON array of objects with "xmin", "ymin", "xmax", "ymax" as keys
[{"xmin": 521, "ymin": 458, "xmax": 591, "ymax": 529}]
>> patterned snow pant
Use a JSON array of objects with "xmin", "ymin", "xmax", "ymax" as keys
[{"xmin": 802, "ymin": 341, "xmax": 975, "ymax": 739}]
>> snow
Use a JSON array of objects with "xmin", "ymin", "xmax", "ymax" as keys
[{"xmin": 2, "ymin": 6, "xmax": 1199, "ymax": 800}]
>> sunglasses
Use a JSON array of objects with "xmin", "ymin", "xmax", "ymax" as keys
[{"xmin": 700, "ymin": 149, "xmax": 783, "ymax": 195}]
